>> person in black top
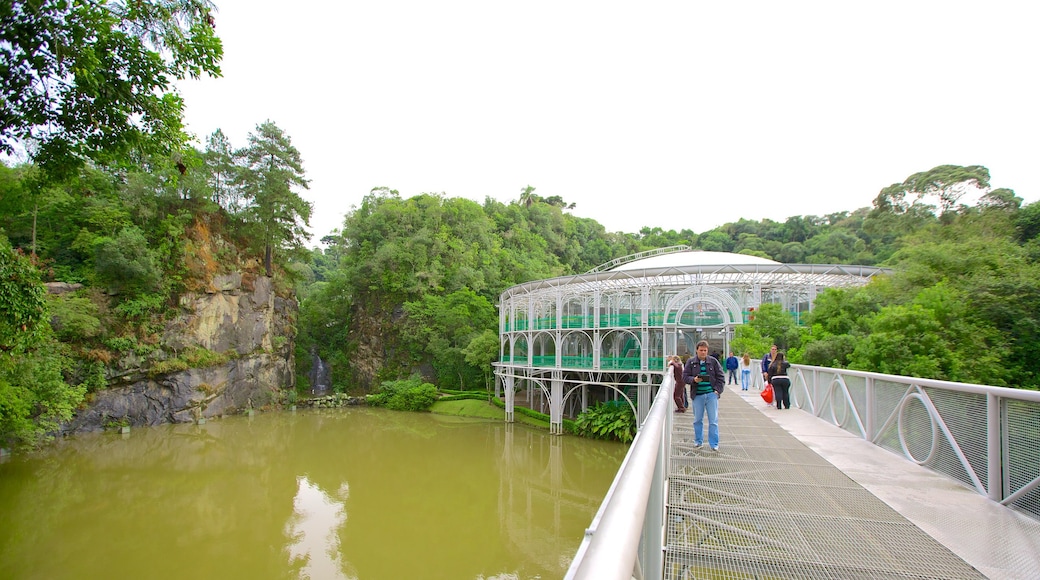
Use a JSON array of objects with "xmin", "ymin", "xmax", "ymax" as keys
[{"xmin": 767, "ymin": 351, "xmax": 792, "ymax": 410}]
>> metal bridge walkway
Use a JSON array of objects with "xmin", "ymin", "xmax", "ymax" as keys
[{"xmin": 664, "ymin": 390, "xmax": 1039, "ymax": 579}]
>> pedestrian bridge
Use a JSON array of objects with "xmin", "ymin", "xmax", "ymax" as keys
[{"xmin": 565, "ymin": 366, "xmax": 1040, "ymax": 579}]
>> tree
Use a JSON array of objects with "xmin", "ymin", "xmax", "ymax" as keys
[
  {"xmin": 463, "ymin": 329, "xmax": 499, "ymax": 393},
  {"xmin": 518, "ymin": 185, "xmax": 538, "ymax": 208},
  {"xmin": 93, "ymin": 226, "xmax": 161, "ymax": 296},
  {"xmin": 872, "ymin": 165, "xmax": 990, "ymax": 218},
  {"xmin": 745, "ymin": 303, "xmax": 800, "ymax": 352},
  {"xmin": 1, "ymin": 0, "xmax": 223, "ymax": 176},
  {"xmin": 203, "ymin": 129, "xmax": 242, "ymax": 212},
  {"xmin": 0, "ymin": 237, "xmax": 84, "ymax": 447},
  {"xmin": 239, "ymin": 121, "xmax": 312, "ymax": 277},
  {"xmin": 404, "ymin": 288, "xmax": 496, "ymax": 389}
]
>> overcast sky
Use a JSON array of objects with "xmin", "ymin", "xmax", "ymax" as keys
[{"xmin": 178, "ymin": 0, "xmax": 1040, "ymax": 243}]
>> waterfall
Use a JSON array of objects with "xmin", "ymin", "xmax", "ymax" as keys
[{"xmin": 308, "ymin": 346, "xmax": 331, "ymax": 394}]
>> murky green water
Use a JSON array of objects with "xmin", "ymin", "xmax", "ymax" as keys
[{"xmin": 0, "ymin": 407, "xmax": 627, "ymax": 579}]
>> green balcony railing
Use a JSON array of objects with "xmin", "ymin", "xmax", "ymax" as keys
[{"xmin": 503, "ymin": 355, "xmax": 656, "ymax": 370}]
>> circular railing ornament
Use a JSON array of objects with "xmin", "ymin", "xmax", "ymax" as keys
[{"xmin": 897, "ymin": 393, "xmax": 939, "ymax": 465}]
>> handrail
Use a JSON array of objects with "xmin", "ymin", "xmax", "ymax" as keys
[
  {"xmin": 791, "ymin": 364, "xmax": 1040, "ymax": 514},
  {"xmin": 565, "ymin": 373, "xmax": 673, "ymax": 579}
]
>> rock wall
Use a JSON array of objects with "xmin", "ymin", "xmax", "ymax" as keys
[{"xmin": 67, "ymin": 274, "xmax": 297, "ymax": 432}]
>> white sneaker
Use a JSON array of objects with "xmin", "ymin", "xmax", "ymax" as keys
[
  {"xmin": 710, "ymin": 446, "xmax": 718, "ymax": 451},
  {"xmin": 694, "ymin": 443, "xmax": 703, "ymax": 448}
]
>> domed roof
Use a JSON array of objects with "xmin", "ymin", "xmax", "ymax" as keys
[{"xmin": 612, "ymin": 250, "xmax": 779, "ymax": 271}]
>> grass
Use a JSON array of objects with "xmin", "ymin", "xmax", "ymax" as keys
[{"xmin": 430, "ymin": 398, "xmax": 552, "ymax": 429}]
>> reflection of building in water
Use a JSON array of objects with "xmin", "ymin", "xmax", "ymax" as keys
[
  {"xmin": 495, "ymin": 247, "xmax": 886, "ymax": 431},
  {"xmin": 285, "ymin": 476, "xmax": 356, "ymax": 580},
  {"xmin": 496, "ymin": 424, "xmax": 610, "ymax": 573}
]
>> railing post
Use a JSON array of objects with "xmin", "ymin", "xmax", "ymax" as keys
[
  {"xmin": 865, "ymin": 376, "xmax": 874, "ymax": 442},
  {"xmin": 987, "ymin": 392, "xmax": 1001, "ymax": 502}
]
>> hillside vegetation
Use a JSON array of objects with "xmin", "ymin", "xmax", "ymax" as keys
[
  {"xmin": 3, "ymin": 5, "xmax": 1039, "ymax": 451},
  {"xmin": 297, "ymin": 167, "xmax": 1040, "ymax": 394}
]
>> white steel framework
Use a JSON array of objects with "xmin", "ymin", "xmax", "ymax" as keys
[{"xmin": 495, "ymin": 247, "xmax": 889, "ymax": 432}]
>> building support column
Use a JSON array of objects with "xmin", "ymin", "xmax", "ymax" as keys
[
  {"xmin": 504, "ymin": 372, "xmax": 515, "ymax": 423},
  {"xmin": 550, "ymin": 370, "xmax": 564, "ymax": 434}
]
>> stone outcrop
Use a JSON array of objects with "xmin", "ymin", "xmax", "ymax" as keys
[{"xmin": 67, "ymin": 274, "xmax": 297, "ymax": 432}]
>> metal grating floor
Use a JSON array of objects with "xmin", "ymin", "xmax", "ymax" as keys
[{"xmin": 665, "ymin": 395, "xmax": 985, "ymax": 579}]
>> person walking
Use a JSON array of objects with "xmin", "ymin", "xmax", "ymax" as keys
[
  {"xmin": 682, "ymin": 340, "xmax": 725, "ymax": 451},
  {"xmin": 669, "ymin": 355, "xmax": 685, "ymax": 412},
  {"xmin": 761, "ymin": 344, "xmax": 777, "ymax": 384},
  {"xmin": 739, "ymin": 352, "xmax": 752, "ymax": 391},
  {"xmin": 767, "ymin": 351, "xmax": 792, "ymax": 410},
  {"xmin": 725, "ymin": 352, "xmax": 739, "ymax": 385}
]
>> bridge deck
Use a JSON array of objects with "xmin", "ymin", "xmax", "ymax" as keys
[{"xmin": 665, "ymin": 390, "xmax": 1040, "ymax": 579}]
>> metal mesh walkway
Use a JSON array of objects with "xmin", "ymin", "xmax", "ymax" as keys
[{"xmin": 665, "ymin": 393, "xmax": 985, "ymax": 579}]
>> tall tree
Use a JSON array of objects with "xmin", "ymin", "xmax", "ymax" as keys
[
  {"xmin": 239, "ymin": 121, "xmax": 312, "ymax": 277},
  {"xmin": 872, "ymin": 165, "xmax": 990, "ymax": 218},
  {"xmin": 0, "ymin": 0, "xmax": 223, "ymax": 176},
  {"xmin": 203, "ymin": 129, "xmax": 241, "ymax": 212}
]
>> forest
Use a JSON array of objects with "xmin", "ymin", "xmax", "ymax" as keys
[{"xmin": 3, "ymin": 2, "xmax": 1040, "ymax": 448}]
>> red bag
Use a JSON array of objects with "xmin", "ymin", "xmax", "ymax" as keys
[{"xmin": 761, "ymin": 382, "xmax": 774, "ymax": 404}]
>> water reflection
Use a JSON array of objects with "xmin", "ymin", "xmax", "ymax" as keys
[
  {"xmin": 285, "ymin": 476, "xmax": 354, "ymax": 580},
  {"xmin": 0, "ymin": 408, "xmax": 627, "ymax": 579}
]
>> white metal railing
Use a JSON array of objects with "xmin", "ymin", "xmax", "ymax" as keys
[
  {"xmin": 790, "ymin": 365, "xmax": 1040, "ymax": 516},
  {"xmin": 565, "ymin": 365, "xmax": 1040, "ymax": 578},
  {"xmin": 564, "ymin": 373, "xmax": 674, "ymax": 580}
]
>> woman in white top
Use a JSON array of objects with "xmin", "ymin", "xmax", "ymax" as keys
[{"xmin": 738, "ymin": 353, "xmax": 752, "ymax": 391}]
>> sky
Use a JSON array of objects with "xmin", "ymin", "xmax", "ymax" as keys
[{"xmin": 178, "ymin": 0, "xmax": 1040, "ymax": 243}]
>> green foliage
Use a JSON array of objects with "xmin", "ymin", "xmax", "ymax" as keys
[
  {"xmin": 81, "ymin": 360, "xmax": 109, "ymax": 393},
  {"xmin": 404, "ymin": 289, "xmax": 497, "ymax": 390},
  {"xmin": 0, "ymin": 239, "xmax": 48, "ymax": 350},
  {"xmin": 366, "ymin": 377, "xmax": 439, "ymax": 411},
  {"xmin": 47, "ymin": 294, "xmax": 102, "ymax": 342},
  {"xmin": 573, "ymin": 400, "xmax": 637, "ymax": 443},
  {"xmin": 463, "ymin": 329, "xmax": 499, "ymax": 392},
  {"xmin": 436, "ymin": 391, "xmax": 490, "ymax": 402},
  {"xmin": 113, "ymin": 291, "xmax": 167, "ymax": 326},
  {"xmin": 742, "ymin": 303, "xmax": 800, "ymax": 353},
  {"xmin": 237, "ymin": 121, "xmax": 312, "ymax": 277},
  {"xmin": 94, "ymin": 226, "xmax": 162, "ymax": 295},
  {"xmin": 0, "ymin": 0, "xmax": 223, "ymax": 176},
  {"xmin": 0, "ymin": 238, "xmax": 86, "ymax": 446},
  {"xmin": 149, "ymin": 347, "xmax": 229, "ymax": 377}
]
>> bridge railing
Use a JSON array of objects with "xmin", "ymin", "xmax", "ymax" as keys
[
  {"xmin": 791, "ymin": 365, "xmax": 1040, "ymax": 519},
  {"xmin": 564, "ymin": 372, "xmax": 674, "ymax": 580}
]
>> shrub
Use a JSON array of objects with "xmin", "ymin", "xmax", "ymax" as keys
[
  {"xmin": 367, "ymin": 377, "xmax": 438, "ymax": 411},
  {"xmin": 436, "ymin": 391, "xmax": 489, "ymax": 402},
  {"xmin": 47, "ymin": 295, "xmax": 102, "ymax": 341},
  {"xmin": 573, "ymin": 400, "xmax": 637, "ymax": 443},
  {"xmin": 149, "ymin": 347, "xmax": 228, "ymax": 377}
]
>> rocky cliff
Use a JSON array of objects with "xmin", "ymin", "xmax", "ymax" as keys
[{"xmin": 67, "ymin": 272, "xmax": 297, "ymax": 432}]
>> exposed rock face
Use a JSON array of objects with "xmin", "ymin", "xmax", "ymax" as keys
[{"xmin": 67, "ymin": 274, "xmax": 296, "ymax": 432}]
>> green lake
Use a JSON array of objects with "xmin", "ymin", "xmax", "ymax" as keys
[{"xmin": 0, "ymin": 407, "xmax": 627, "ymax": 579}]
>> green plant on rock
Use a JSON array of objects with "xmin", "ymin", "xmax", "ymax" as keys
[
  {"xmin": 573, "ymin": 400, "xmax": 637, "ymax": 443},
  {"xmin": 149, "ymin": 347, "xmax": 228, "ymax": 377}
]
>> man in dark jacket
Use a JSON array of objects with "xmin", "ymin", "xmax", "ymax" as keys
[
  {"xmin": 682, "ymin": 340, "xmax": 726, "ymax": 451},
  {"xmin": 725, "ymin": 352, "xmax": 739, "ymax": 385}
]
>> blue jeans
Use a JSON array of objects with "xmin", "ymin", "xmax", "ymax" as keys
[
  {"xmin": 692, "ymin": 391, "xmax": 719, "ymax": 448},
  {"xmin": 741, "ymin": 369, "xmax": 750, "ymax": 390}
]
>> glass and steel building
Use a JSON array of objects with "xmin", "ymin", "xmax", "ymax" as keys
[{"xmin": 494, "ymin": 246, "xmax": 888, "ymax": 432}]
